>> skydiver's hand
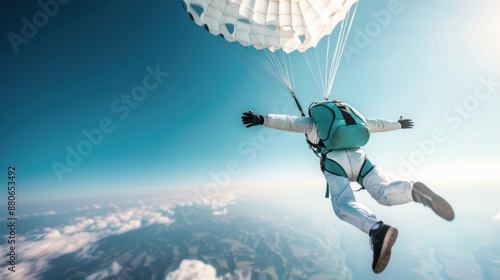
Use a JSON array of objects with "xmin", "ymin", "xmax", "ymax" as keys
[
  {"xmin": 241, "ymin": 111, "xmax": 264, "ymax": 128},
  {"xmin": 398, "ymin": 116, "xmax": 414, "ymax": 129}
]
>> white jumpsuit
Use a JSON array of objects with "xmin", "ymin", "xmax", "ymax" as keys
[{"xmin": 263, "ymin": 114, "xmax": 415, "ymax": 234}]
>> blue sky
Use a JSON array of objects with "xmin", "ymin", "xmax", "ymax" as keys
[{"xmin": 1, "ymin": 0, "xmax": 499, "ymax": 210}]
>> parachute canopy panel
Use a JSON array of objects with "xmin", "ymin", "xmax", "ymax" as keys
[{"xmin": 183, "ymin": 0, "xmax": 359, "ymax": 53}]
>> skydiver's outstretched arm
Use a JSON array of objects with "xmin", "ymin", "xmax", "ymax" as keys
[
  {"xmin": 241, "ymin": 111, "xmax": 316, "ymax": 133},
  {"xmin": 241, "ymin": 111, "xmax": 320, "ymax": 144},
  {"xmin": 263, "ymin": 114, "xmax": 316, "ymax": 134},
  {"xmin": 365, "ymin": 116, "xmax": 413, "ymax": 133}
]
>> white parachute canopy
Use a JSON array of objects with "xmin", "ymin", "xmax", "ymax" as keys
[{"xmin": 183, "ymin": 0, "xmax": 359, "ymax": 101}]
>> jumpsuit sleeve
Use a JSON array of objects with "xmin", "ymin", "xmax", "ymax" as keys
[
  {"xmin": 263, "ymin": 114, "xmax": 321, "ymax": 144},
  {"xmin": 365, "ymin": 117, "xmax": 402, "ymax": 133},
  {"xmin": 263, "ymin": 114, "xmax": 314, "ymax": 133}
]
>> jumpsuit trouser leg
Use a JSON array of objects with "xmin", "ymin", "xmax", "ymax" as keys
[{"xmin": 324, "ymin": 148, "xmax": 414, "ymax": 234}]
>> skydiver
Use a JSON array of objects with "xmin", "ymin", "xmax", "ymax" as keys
[{"xmin": 241, "ymin": 103, "xmax": 455, "ymax": 274}]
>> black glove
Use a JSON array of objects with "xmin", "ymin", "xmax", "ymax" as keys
[
  {"xmin": 398, "ymin": 116, "xmax": 414, "ymax": 129},
  {"xmin": 241, "ymin": 110, "xmax": 264, "ymax": 128}
]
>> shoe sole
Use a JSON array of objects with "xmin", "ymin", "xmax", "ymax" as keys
[
  {"xmin": 374, "ymin": 227, "xmax": 398, "ymax": 274},
  {"xmin": 413, "ymin": 182, "xmax": 455, "ymax": 221}
]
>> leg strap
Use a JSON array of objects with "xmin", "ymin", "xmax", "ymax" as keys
[
  {"xmin": 356, "ymin": 157, "xmax": 375, "ymax": 189},
  {"xmin": 321, "ymin": 154, "xmax": 348, "ymax": 198},
  {"xmin": 321, "ymin": 155, "xmax": 375, "ymax": 197}
]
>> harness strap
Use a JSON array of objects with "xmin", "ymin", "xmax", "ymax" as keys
[
  {"xmin": 334, "ymin": 101, "xmax": 356, "ymax": 125},
  {"xmin": 307, "ymin": 138, "xmax": 325, "ymax": 158},
  {"xmin": 321, "ymin": 154, "xmax": 348, "ymax": 198},
  {"xmin": 356, "ymin": 157, "xmax": 375, "ymax": 190},
  {"xmin": 290, "ymin": 91, "xmax": 306, "ymax": 117},
  {"xmin": 289, "ymin": 91, "xmax": 325, "ymax": 158},
  {"xmin": 321, "ymin": 155, "xmax": 375, "ymax": 197},
  {"xmin": 323, "ymin": 156, "xmax": 348, "ymax": 177}
]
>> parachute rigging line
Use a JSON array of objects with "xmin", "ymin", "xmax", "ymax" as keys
[
  {"xmin": 252, "ymin": 1, "xmax": 359, "ymax": 115},
  {"xmin": 183, "ymin": 0, "xmax": 359, "ymax": 113},
  {"xmin": 259, "ymin": 49, "xmax": 294, "ymax": 93},
  {"xmin": 302, "ymin": 2, "xmax": 359, "ymax": 101},
  {"xmin": 327, "ymin": 3, "xmax": 359, "ymax": 100}
]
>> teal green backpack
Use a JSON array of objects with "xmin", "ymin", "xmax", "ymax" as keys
[{"xmin": 308, "ymin": 100, "xmax": 370, "ymax": 150}]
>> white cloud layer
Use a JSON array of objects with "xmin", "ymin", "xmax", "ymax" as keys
[
  {"xmin": 180, "ymin": 193, "xmax": 237, "ymax": 216},
  {"xmin": 212, "ymin": 208, "xmax": 228, "ymax": 216},
  {"xmin": 0, "ymin": 204, "xmax": 174, "ymax": 280},
  {"xmin": 0, "ymin": 191, "xmax": 239, "ymax": 280},
  {"xmin": 166, "ymin": 259, "xmax": 220, "ymax": 280},
  {"xmin": 165, "ymin": 259, "xmax": 251, "ymax": 280},
  {"xmin": 85, "ymin": 261, "xmax": 122, "ymax": 280}
]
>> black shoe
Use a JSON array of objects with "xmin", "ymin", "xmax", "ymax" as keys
[
  {"xmin": 369, "ymin": 221, "xmax": 398, "ymax": 274},
  {"xmin": 412, "ymin": 182, "xmax": 455, "ymax": 221}
]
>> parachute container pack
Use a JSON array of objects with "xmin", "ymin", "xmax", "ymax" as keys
[{"xmin": 309, "ymin": 101, "xmax": 370, "ymax": 150}]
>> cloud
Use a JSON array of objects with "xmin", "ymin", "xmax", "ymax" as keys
[
  {"xmin": 16, "ymin": 210, "xmax": 64, "ymax": 219},
  {"xmin": 115, "ymin": 219, "xmax": 142, "ymax": 234},
  {"xmin": 23, "ymin": 230, "xmax": 98, "ymax": 260},
  {"xmin": 0, "ymin": 191, "xmax": 237, "ymax": 280},
  {"xmin": 146, "ymin": 212, "xmax": 175, "ymax": 225},
  {"xmin": 493, "ymin": 213, "xmax": 500, "ymax": 220},
  {"xmin": 165, "ymin": 260, "xmax": 221, "ymax": 280},
  {"xmin": 85, "ymin": 261, "xmax": 122, "ymax": 280},
  {"xmin": 212, "ymin": 208, "xmax": 228, "ymax": 216},
  {"xmin": 165, "ymin": 260, "xmax": 251, "ymax": 280},
  {"xmin": 188, "ymin": 193, "xmax": 237, "ymax": 216},
  {"xmin": 0, "ymin": 204, "xmax": 176, "ymax": 280}
]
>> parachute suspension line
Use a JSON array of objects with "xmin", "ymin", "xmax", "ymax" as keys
[
  {"xmin": 285, "ymin": 51, "xmax": 296, "ymax": 91},
  {"xmin": 314, "ymin": 46, "xmax": 326, "ymax": 96},
  {"xmin": 273, "ymin": 50, "xmax": 303, "ymax": 116},
  {"xmin": 325, "ymin": 20, "xmax": 347, "ymax": 100},
  {"xmin": 256, "ymin": 48, "xmax": 303, "ymax": 117},
  {"xmin": 258, "ymin": 49, "xmax": 293, "ymax": 93},
  {"xmin": 324, "ymin": 34, "xmax": 332, "ymax": 100},
  {"xmin": 261, "ymin": 51, "xmax": 285, "ymax": 88},
  {"xmin": 245, "ymin": 27, "xmax": 294, "ymax": 93},
  {"xmin": 303, "ymin": 51, "xmax": 325, "ymax": 98},
  {"xmin": 269, "ymin": 50, "xmax": 293, "ymax": 92},
  {"xmin": 287, "ymin": 53, "xmax": 296, "ymax": 92},
  {"xmin": 216, "ymin": 40, "xmax": 279, "ymax": 91},
  {"xmin": 250, "ymin": 38, "xmax": 303, "ymax": 117},
  {"xmin": 326, "ymin": 3, "xmax": 359, "ymax": 100},
  {"xmin": 299, "ymin": 3, "xmax": 360, "ymax": 101},
  {"xmin": 278, "ymin": 50, "xmax": 294, "ymax": 92}
]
